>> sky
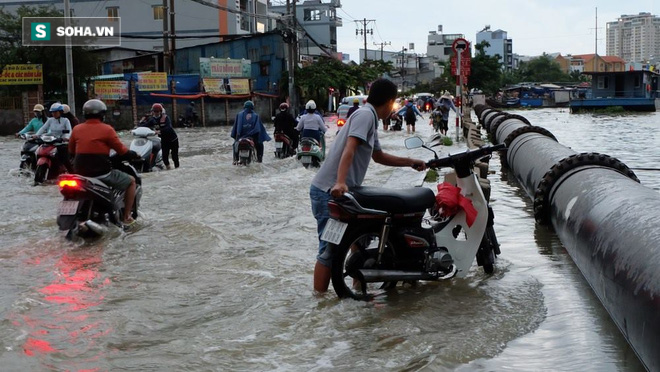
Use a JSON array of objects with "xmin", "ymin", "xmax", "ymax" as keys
[{"xmin": 334, "ymin": 0, "xmax": 657, "ymax": 62}]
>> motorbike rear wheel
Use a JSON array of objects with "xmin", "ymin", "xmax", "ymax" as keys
[
  {"xmin": 34, "ymin": 164, "xmax": 48, "ymax": 185},
  {"xmin": 330, "ymin": 226, "xmax": 397, "ymax": 300}
]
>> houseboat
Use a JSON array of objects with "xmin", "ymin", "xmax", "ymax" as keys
[
  {"xmin": 487, "ymin": 84, "xmax": 571, "ymax": 108},
  {"xmin": 569, "ymin": 70, "xmax": 660, "ymax": 113}
]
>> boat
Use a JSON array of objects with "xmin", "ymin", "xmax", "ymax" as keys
[
  {"xmin": 569, "ymin": 70, "xmax": 660, "ymax": 113},
  {"xmin": 488, "ymin": 84, "xmax": 571, "ymax": 109}
]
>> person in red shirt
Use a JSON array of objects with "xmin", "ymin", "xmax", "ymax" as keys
[{"xmin": 68, "ymin": 99, "xmax": 137, "ymax": 225}]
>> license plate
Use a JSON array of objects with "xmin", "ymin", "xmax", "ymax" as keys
[
  {"xmin": 239, "ymin": 150, "xmax": 249, "ymax": 157},
  {"xmin": 301, "ymin": 155, "xmax": 312, "ymax": 163},
  {"xmin": 275, "ymin": 142, "xmax": 284, "ymax": 149},
  {"xmin": 58, "ymin": 200, "xmax": 79, "ymax": 216},
  {"xmin": 320, "ymin": 219, "xmax": 348, "ymax": 245}
]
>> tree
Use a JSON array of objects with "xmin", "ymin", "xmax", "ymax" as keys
[
  {"xmin": 0, "ymin": 5, "xmax": 100, "ymax": 109},
  {"xmin": 516, "ymin": 54, "xmax": 571, "ymax": 82},
  {"xmin": 467, "ymin": 41, "xmax": 503, "ymax": 96}
]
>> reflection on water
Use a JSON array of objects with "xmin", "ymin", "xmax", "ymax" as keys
[{"xmin": 0, "ymin": 110, "xmax": 652, "ymax": 371}]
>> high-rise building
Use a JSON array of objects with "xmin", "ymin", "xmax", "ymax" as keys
[
  {"xmin": 427, "ymin": 25, "xmax": 464, "ymax": 62},
  {"xmin": 475, "ymin": 25, "xmax": 513, "ymax": 71},
  {"xmin": 606, "ymin": 12, "xmax": 660, "ymax": 63}
]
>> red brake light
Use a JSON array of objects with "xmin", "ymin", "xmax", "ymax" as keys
[
  {"xmin": 58, "ymin": 179, "xmax": 80, "ymax": 190},
  {"xmin": 337, "ymin": 119, "xmax": 346, "ymax": 127}
]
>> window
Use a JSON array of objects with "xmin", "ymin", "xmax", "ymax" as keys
[
  {"xmin": 304, "ymin": 9, "xmax": 321, "ymax": 21},
  {"xmin": 153, "ymin": 6, "xmax": 164, "ymax": 20},
  {"xmin": 107, "ymin": 7, "xmax": 118, "ymax": 20},
  {"xmin": 597, "ymin": 76, "xmax": 609, "ymax": 89}
]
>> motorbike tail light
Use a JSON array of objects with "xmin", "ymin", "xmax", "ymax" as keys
[
  {"xmin": 328, "ymin": 202, "xmax": 354, "ymax": 220},
  {"xmin": 58, "ymin": 178, "xmax": 81, "ymax": 190},
  {"xmin": 337, "ymin": 119, "xmax": 346, "ymax": 127},
  {"xmin": 301, "ymin": 145, "xmax": 311, "ymax": 152}
]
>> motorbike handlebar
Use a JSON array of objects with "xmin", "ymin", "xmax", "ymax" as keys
[{"xmin": 426, "ymin": 143, "xmax": 506, "ymax": 169}]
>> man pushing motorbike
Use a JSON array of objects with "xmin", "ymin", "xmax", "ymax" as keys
[
  {"xmin": 309, "ymin": 78, "xmax": 427, "ymax": 294},
  {"xmin": 68, "ymin": 99, "xmax": 138, "ymax": 226}
]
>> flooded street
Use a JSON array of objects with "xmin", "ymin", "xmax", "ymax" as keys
[{"xmin": 0, "ymin": 108, "xmax": 653, "ymax": 371}]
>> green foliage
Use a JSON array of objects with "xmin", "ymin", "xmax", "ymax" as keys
[
  {"xmin": 0, "ymin": 5, "xmax": 100, "ymax": 106},
  {"xmin": 295, "ymin": 56, "xmax": 393, "ymax": 109},
  {"xmin": 442, "ymin": 136, "xmax": 453, "ymax": 146},
  {"xmin": 424, "ymin": 168, "xmax": 439, "ymax": 183},
  {"xmin": 468, "ymin": 41, "xmax": 503, "ymax": 96},
  {"xmin": 515, "ymin": 54, "xmax": 572, "ymax": 82}
]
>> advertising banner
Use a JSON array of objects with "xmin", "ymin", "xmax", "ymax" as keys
[
  {"xmin": 203, "ymin": 78, "xmax": 250, "ymax": 95},
  {"xmin": 199, "ymin": 58, "xmax": 251, "ymax": 78},
  {"xmin": 0, "ymin": 64, "xmax": 43, "ymax": 85},
  {"xmin": 137, "ymin": 72, "xmax": 168, "ymax": 91},
  {"xmin": 94, "ymin": 80, "xmax": 128, "ymax": 100}
]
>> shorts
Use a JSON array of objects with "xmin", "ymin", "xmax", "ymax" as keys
[
  {"xmin": 98, "ymin": 169, "xmax": 132, "ymax": 190},
  {"xmin": 310, "ymin": 184, "xmax": 332, "ymax": 267}
]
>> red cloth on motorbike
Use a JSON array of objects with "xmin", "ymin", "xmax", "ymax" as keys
[{"xmin": 435, "ymin": 182, "xmax": 478, "ymax": 227}]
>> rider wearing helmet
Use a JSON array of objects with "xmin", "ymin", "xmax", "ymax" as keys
[
  {"xmin": 35, "ymin": 102, "xmax": 73, "ymax": 172},
  {"xmin": 140, "ymin": 103, "xmax": 179, "ymax": 169},
  {"xmin": 16, "ymin": 104, "xmax": 46, "ymax": 137},
  {"xmin": 346, "ymin": 98, "xmax": 360, "ymax": 119},
  {"xmin": 273, "ymin": 102, "xmax": 298, "ymax": 151},
  {"xmin": 68, "ymin": 99, "xmax": 137, "ymax": 225},
  {"xmin": 230, "ymin": 100, "xmax": 271, "ymax": 163},
  {"xmin": 295, "ymin": 100, "xmax": 326, "ymax": 143},
  {"xmin": 61, "ymin": 103, "xmax": 80, "ymax": 128}
]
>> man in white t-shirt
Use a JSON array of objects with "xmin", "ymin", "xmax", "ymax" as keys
[{"xmin": 309, "ymin": 78, "xmax": 427, "ymax": 294}]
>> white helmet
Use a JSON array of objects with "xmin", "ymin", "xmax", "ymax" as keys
[
  {"xmin": 61, "ymin": 104, "xmax": 70, "ymax": 114},
  {"xmin": 305, "ymin": 100, "xmax": 316, "ymax": 110}
]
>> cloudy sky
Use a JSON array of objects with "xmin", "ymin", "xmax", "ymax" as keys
[{"xmin": 334, "ymin": 0, "xmax": 657, "ymax": 62}]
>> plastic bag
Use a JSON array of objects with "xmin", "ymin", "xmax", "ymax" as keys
[{"xmin": 435, "ymin": 182, "xmax": 478, "ymax": 227}]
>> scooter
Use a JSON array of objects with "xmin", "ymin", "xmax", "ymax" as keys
[
  {"xmin": 34, "ymin": 135, "xmax": 69, "ymax": 185},
  {"xmin": 177, "ymin": 113, "xmax": 197, "ymax": 128},
  {"xmin": 129, "ymin": 126, "xmax": 164, "ymax": 172},
  {"xmin": 297, "ymin": 136, "xmax": 325, "ymax": 168},
  {"xmin": 56, "ymin": 155, "xmax": 142, "ymax": 240},
  {"xmin": 18, "ymin": 133, "xmax": 39, "ymax": 173},
  {"xmin": 323, "ymin": 137, "xmax": 505, "ymax": 300},
  {"xmin": 389, "ymin": 112, "xmax": 403, "ymax": 131},
  {"xmin": 274, "ymin": 132, "xmax": 296, "ymax": 159},
  {"xmin": 235, "ymin": 137, "xmax": 257, "ymax": 166}
]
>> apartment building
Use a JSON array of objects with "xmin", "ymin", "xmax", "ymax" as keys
[
  {"xmin": 606, "ymin": 12, "xmax": 660, "ymax": 63},
  {"xmin": 476, "ymin": 25, "xmax": 513, "ymax": 71}
]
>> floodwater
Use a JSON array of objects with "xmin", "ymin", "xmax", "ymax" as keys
[{"xmin": 0, "ymin": 108, "xmax": 654, "ymax": 371}]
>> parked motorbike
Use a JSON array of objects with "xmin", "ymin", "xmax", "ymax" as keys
[
  {"xmin": 297, "ymin": 136, "xmax": 324, "ymax": 168},
  {"xmin": 323, "ymin": 137, "xmax": 505, "ymax": 300},
  {"xmin": 56, "ymin": 156, "xmax": 142, "ymax": 240},
  {"xmin": 235, "ymin": 137, "xmax": 257, "ymax": 166},
  {"xmin": 274, "ymin": 132, "xmax": 296, "ymax": 159},
  {"xmin": 177, "ymin": 113, "xmax": 197, "ymax": 128},
  {"xmin": 18, "ymin": 133, "xmax": 39, "ymax": 173},
  {"xmin": 34, "ymin": 135, "xmax": 69, "ymax": 185},
  {"xmin": 129, "ymin": 126, "xmax": 164, "ymax": 172}
]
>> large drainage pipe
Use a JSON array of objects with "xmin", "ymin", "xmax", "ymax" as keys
[{"xmin": 480, "ymin": 106, "xmax": 659, "ymax": 372}]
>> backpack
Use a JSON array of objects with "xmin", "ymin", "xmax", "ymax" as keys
[{"xmin": 405, "ymin": 105, "xmax": 415, "ymax": 123}]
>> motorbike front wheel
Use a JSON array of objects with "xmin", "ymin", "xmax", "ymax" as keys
[
  {"xmin": 330, "ymin": 226, "xmax": 397, "ymax": 300},
  {"xmin": 34, "ymin": 164, "xmax": 48, "ymax": 185}
]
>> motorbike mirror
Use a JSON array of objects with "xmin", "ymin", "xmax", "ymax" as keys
[{"xmin": 404, "ymin": 136, "xmax": 424, "ymax": 149}]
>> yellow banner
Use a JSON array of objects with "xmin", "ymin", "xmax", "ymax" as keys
[
  {"xmin": 230, "ymin": 79, "xmax": 250, "ymax": 95},
  {"xmin": 94, "ymin": 80, "xmax": 128, "ymax": 100},
  {"xmin": 202, "ymin": 78, "xmax": 228, "ymax": 94},
  {"xmin": 0, "ymin": 64, "xmax": 43, "ymax": 85},
  {"xmin": 203, "ymin": 78, "xmax": 250, "ymax": 95},
  {"xmin": 137, "ymin": 72, "xmax": 168, "ymax": 91}
]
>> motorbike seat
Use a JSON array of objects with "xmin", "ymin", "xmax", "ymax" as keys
[
  {"xmin": 349, "ymin": 186, "xmax": 435, "ymax": 214},
  {"xmin": 300, "ymin": 137, "xmax": 320, "ymax": 146}
]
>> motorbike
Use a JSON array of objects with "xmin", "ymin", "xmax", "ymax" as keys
[
  {"xmin": 235, "ymin": 137, "xmax": 257, "ymax": 165},
  {"xmin": 322, "ymin": 137, "xmax": 504, "ymax": 300},
  {"xmin": 297, "ymin": 136, "xmax": 324, "ymax": 168},
  {"xmin": 389, "ymin": 112, "xmax": 403, "ymax": 131},
  {"xmin": 56, "ymin": 156, "xmax": 142, "ymax": 240},
  {"xmin": 18, "ymin": 133, "xmax": 39, "ymax": 173},
  {"xmin": 129, "ymin": 126, "xmax": 164, "ymax": 172},
  {"xmin": 34, "ymin": 134, "xmax": 69, "ymax": 185},
  {"xmin": 273, "ymin": 132, "xmax": 296, "ymax": 159},
  {"xmin": 177, "ymin": 113, "xmax": 197, "ymax": 128}
]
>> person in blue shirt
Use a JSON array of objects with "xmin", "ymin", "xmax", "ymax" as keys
[
  {"xmin": 231, "ymin": 100, "xmax": 271, "ymax": 163},
  {"xmin": 396, "ymin": 100, "xmax": 423, "ymax": 134},
  {"xmin": 16, "ymin": 104, "xmax": 46, "ymax": 137},
  {"xmin": 435, "ymin": 91, "xmax": 458, "ymax": 136}
]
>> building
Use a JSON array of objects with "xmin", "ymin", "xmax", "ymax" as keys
[
  {"xmin": 606, "ymin": 12, "xmax": 660, "ymax": 63},
  {"xmin": 269, "ymin": 0, "xmax": 342, "ymax": 58},
  {"xmin": 566, "ymin": 54, "xmax": 626, "ymax": 73},
  {"xmin": 0, "ymin": 0, "xmax": 272, "ymax": 51},
  {"xmin": 476, "ymin": 25, "xmax": 513, "ymax": 71},
  {"xmin": 427, "ymin": 26, "xmax": 465, "ymax": 62}
]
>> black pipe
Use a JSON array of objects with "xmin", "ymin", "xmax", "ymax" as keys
[{"xmin": 484, "ymin": 107, "xmax": 660, "ymax": 372}]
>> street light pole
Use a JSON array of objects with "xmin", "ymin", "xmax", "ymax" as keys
[{"xmin": 63, "ymin": 0, "xmax": 75, "ymax": 114}]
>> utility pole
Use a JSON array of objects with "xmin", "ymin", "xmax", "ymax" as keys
[
  {"xmin": 63, "ymin": 0, "xmax": 75, "ymax": 114},
  {"xmin": 355, "ymin": 18, "xmax": 374, "ymax": 62},
  {"xmin": 169, "ymin": 0, "xmax": 176, "ymax": 74},
  {"xmin": 374, "ymin": 41, "xmax": 391, "ymax": 61},
  {"xmin": 162, "ymin": 0, "xmax": 169, "ymax": 73},
  {"xmin": 286, "ymin": 0, "xmax": 298, "ymax": 114},
  {"xmin": 400, "ymin": 46, "xmax": 407, "ymax": 92}
]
